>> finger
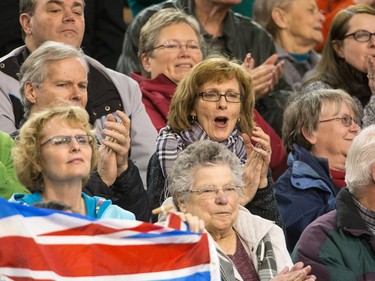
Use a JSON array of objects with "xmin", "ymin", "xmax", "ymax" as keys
[
  {"xmin": 116, "ymin": 110, "xmax": 131, "ymax": 129},
  {"xmin": 262, "ymin": 53, "xmax": 278, "ymax": 65}
]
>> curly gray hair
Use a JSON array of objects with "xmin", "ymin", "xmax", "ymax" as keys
[{"xmin": 167, "ymin": 140, "xmax": 244, "ymax": 205}]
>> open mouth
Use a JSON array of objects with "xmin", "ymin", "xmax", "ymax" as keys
[{"xmin": 214, "ymin": 117, "xmax": 228, "ymax": 127}]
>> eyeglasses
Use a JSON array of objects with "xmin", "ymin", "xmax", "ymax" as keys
[
  {"xmin": 40, "ymin": 135, "xmax": 95, "ymax": 147},
  {"xmin": 319, "ymin": 114, "xmax": 361, "ymax": 127},
  {"xmin": 151, "ymin": 40, "xmax": 201, "ymax": 53},
  {"xmin": 343, "ymin": 30, "xmax": 375, "ymax": 42},
  {"xmin": 197, "ymin": 90, "xmax": 243, "ymax": 103},
  {"xmin": 183, "ymin": 183, "xmax": 242, "ymax": 199}
]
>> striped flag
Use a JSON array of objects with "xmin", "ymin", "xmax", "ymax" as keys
[{"xmin": 0, "ymin": 198, "xmax": 220, "ymax": 280}]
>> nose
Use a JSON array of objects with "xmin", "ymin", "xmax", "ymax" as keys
[
  {"xmin": 63, "ymin": 9, "xmax": 75, "ymax": 23},
  {"xmin": 318, "ymin": 10, "xmax": 325, "ymax": 23},
  {"xmin": 369, "ymin": 34, "xmax": 375, "ymax": 47},
  {"xmin": 350, "ymin": 121, "xmax": 361, "ymax": 134},
  {"xmin": 217, "ymin": 95, "xmax": 228, "ymax": 110},
  {"xmin": 69, "ymin": 137, "xmax": 81, "ymax": 152},
  {"xmin": 178, "ymin": 44, "xmax": 190, "ymax": 57},
  {"xmin": 70, "ymin": 84, "xmax": 83, "ymax": 102},
  {"xmin": 215, "ymin": 190, "xmax": 229, "ymax": 204}
]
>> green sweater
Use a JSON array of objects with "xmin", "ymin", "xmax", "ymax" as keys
[{"xmin": 0, "ymin": 131, "xmax": 29, "ymax": 199}]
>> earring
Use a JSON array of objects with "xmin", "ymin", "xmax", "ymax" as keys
[
  {"xmin": 237, "ymin": 117, "xmax": 241, "ymax": 124},
  {"xmin": 189, "ymin": 115, "xmax": 197, "ymax": 125}
]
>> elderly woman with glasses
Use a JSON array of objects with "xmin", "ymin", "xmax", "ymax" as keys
[
  {"xmin": 301, "ymin": 4, "xmax": 375, "ymax": 127},
  {"xmin": 274, "ymin": 89, "xmax": 361, "ymax": 252},
  {"xmin": 9, "ymin": 106, "xmax": 135, "ymax": 219},
  {"xmin": 167, "ymin": 139, "xmax": 316, "ymax": 281},
  {"xmin": 152, "ymin": 55, "xmax": 285, "ymax": 227}
]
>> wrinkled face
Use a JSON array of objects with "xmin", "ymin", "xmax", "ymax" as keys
[
  {"xmin": 282, "ymin": 0, "xmax": 325, "ymax": 46},
  {"xmin": 24, "ymin": 0, "xmax": 85, "ymax": 50},
  {"xmin": 192, "ymin": 78, "xmax": 242, "ymax": 142},
  {"xmin": 39, "ymin": 117, "xmax": 92, "ymax": 186},
  {"xmin": 178, "ymin": 164, "xmax": 239, "ymax": 235},
  {"xmin": 310, "ymin": 101, "xmax": 360, "ymax": 161},
  {"xmin": 143, "ymin": 23, "xmax": 203, "ymax": 84},
  {"xmin": 26, "ymin": 57, "xmax": 88, "ymax": 112},
  {"xmin": 334, "ymin": 13, "xmax": 375, "ymax": 73}
]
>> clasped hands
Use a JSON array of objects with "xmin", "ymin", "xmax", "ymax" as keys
[
  {"xmin": 240, "ymin": 126, "xmax": 271, "ymax": 206},
  {"xmin": 242, "ymin": 53, "xmax": 284, "ymax": 99}
]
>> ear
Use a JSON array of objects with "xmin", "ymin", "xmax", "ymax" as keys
[
  {"xmin": 371, "ymin": 164, "xmax": 375, "ymax": 183},
  {"xmin": 24, "ymin": 81, "xmax": 38, "ymax": 105},
  {"xmin": 176, "ymin": 195, "xmax": 187, "ymax": 214},
  {"xmin": 141, "ymin": 53, "xmax": 152, "ymax": 73},
  {"xmin": 271, "ymin": 7, "xmax": 288, "ymax": 29},
  {"xmin": 331, "ymin": 40, "xmax": 345, "ymax": 58},
  {"xmin": 19, "ymin": 13, "xmax": 32, "ymax": 36},
  {"xmin": 301, "ymin": 127, "xmax": 317, "ymax": 145}
]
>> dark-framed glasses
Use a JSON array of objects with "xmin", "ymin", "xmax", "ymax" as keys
[
  {"xmin": 151, "ymin": 40, "xmax": 201, "ymax": 53},
  {"xmin": 183, "ymin": 183, "xmax": 242, "ymax": 199},
  {"xmin": 343, "ymin": 30, "xmax": 375, "ymax": 42},
  {"xmin": 197, "ymin": 90, "xmax": 243, "ymax": 103},
  {"xmin": 41, "ymin": 135, "xmax": 94, "ymax": 147},
  {"xmin": 319, "ymin": 114, "xmax": 361, "ymax": 127}
]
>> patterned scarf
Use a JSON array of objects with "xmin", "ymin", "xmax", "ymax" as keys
[{"xmin": 156, "ymin": 123, "xmax": 246, "ymax": 177}]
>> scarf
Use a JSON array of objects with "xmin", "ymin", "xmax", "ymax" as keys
[{"xmin": 156, "ymin": 123, "xmax": 246, "ymax": 177}]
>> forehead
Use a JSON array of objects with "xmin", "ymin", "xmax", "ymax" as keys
[
  {"xmin": 320, "ymin": 99, "xmax": 355, "ymax": 117},
  {"xmin": 192, "ymin": 164, "xmax": 233, "ymax": 187},
  {"xmin": 202, "ymin": 77, "xmax": 240, "ymax": 89},
  {"xmin": 45, "ymin": 57, "xmax": 87, "ymax": 78},
  {"xmin": 42, "ymin": 117, "xmax": 85, "ymax": 135},
  {"xmin": 347, "ymin": 13, "xmax": 375, "ymax": 31}
]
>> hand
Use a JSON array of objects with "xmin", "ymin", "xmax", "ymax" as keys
[
  {"xmin": 97, "ymin": 110, "xmax": 131, "ymax": 186},
  {"xmin": 367, "ymin": 55, "xmax": 375, "ymax": 95},
  {"xmin": 242, "ymin": 53, "xmax": 284, "ymax": 100},
  {"xmin": 271, "ymin": 262, "xmax": 316, "ymax": 281},
  {"xmin": 177, "ymin": 212, "xmax": 205, "ymax": 233},
  {"xmin": 240, "ymin": 127, "xmax": 271, "ymax": 206}
]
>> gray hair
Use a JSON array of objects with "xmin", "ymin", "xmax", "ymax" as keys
[
  {"xmin": 19, "ymin": 41, "xmax": 89, "ymax": 119},
  {"xmin": 20, "ymin": 0, "xmax": 86, "ymax": 39},
  {"xmin": 282, "ymin": 89, "xmax": 360, "ymax": 154},
  {"xmin": 253, "ymin": 0, "xmax": 293, "ymax": 38},
  {"xmin": 138, "ymin": 7, "xmax": 202, "ymax": 77},
  {"xmin": 346, "ymin": 125, "xmax": 375, "ymax": 195},
  {"xmin": 167, "ymin": 140, "xmax": 244, "ymax": 204}
]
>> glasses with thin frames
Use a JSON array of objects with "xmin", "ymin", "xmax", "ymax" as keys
[
  {"xmin": 151, "ymin": 40, "xmax": 201, "ymax": 53},
  {"xmin": 319, "ymin": 114, "xmax": 361, "ymax": 127},
  {"xmin": 197, "ymin": 90, "xmax": 243, "ymax": 103},
  {"xmin": 41, "ymin": 135, "xmax": 94, "ymax": 147},
  {"xmin": 343, "ymin": 30, "xmax": 375, "ymax": 42},
  {"xmin": 184, "ymin": 183, "xmax": 242, "ymax": 199}
]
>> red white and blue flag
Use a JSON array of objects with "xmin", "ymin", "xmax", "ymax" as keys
[{"xmin": 0, "ymin": 198, "xmax": 220, "ymax": 280}]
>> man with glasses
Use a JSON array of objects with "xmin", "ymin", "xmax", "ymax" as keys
[{"xmin": 274, "ymin": 89, "xmax": 361, "ymax": 252}]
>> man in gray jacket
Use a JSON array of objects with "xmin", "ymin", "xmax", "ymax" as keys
[{"xmin": 0, "ymin": 0, "xmax": 157, "ymax": 187}]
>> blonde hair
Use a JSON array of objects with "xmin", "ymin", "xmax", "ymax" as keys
[{"xmin": 12, "ymin": 106, "xmax": 98, "ymax": 192}]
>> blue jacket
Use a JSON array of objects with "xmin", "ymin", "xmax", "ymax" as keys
[
  {"xmin": 274, "ymin": 144, "xmax": 340, "ymax": 252},
  {"xmin": 9, "ymin": 192, "xmax": 135, "ymax": 220}
]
